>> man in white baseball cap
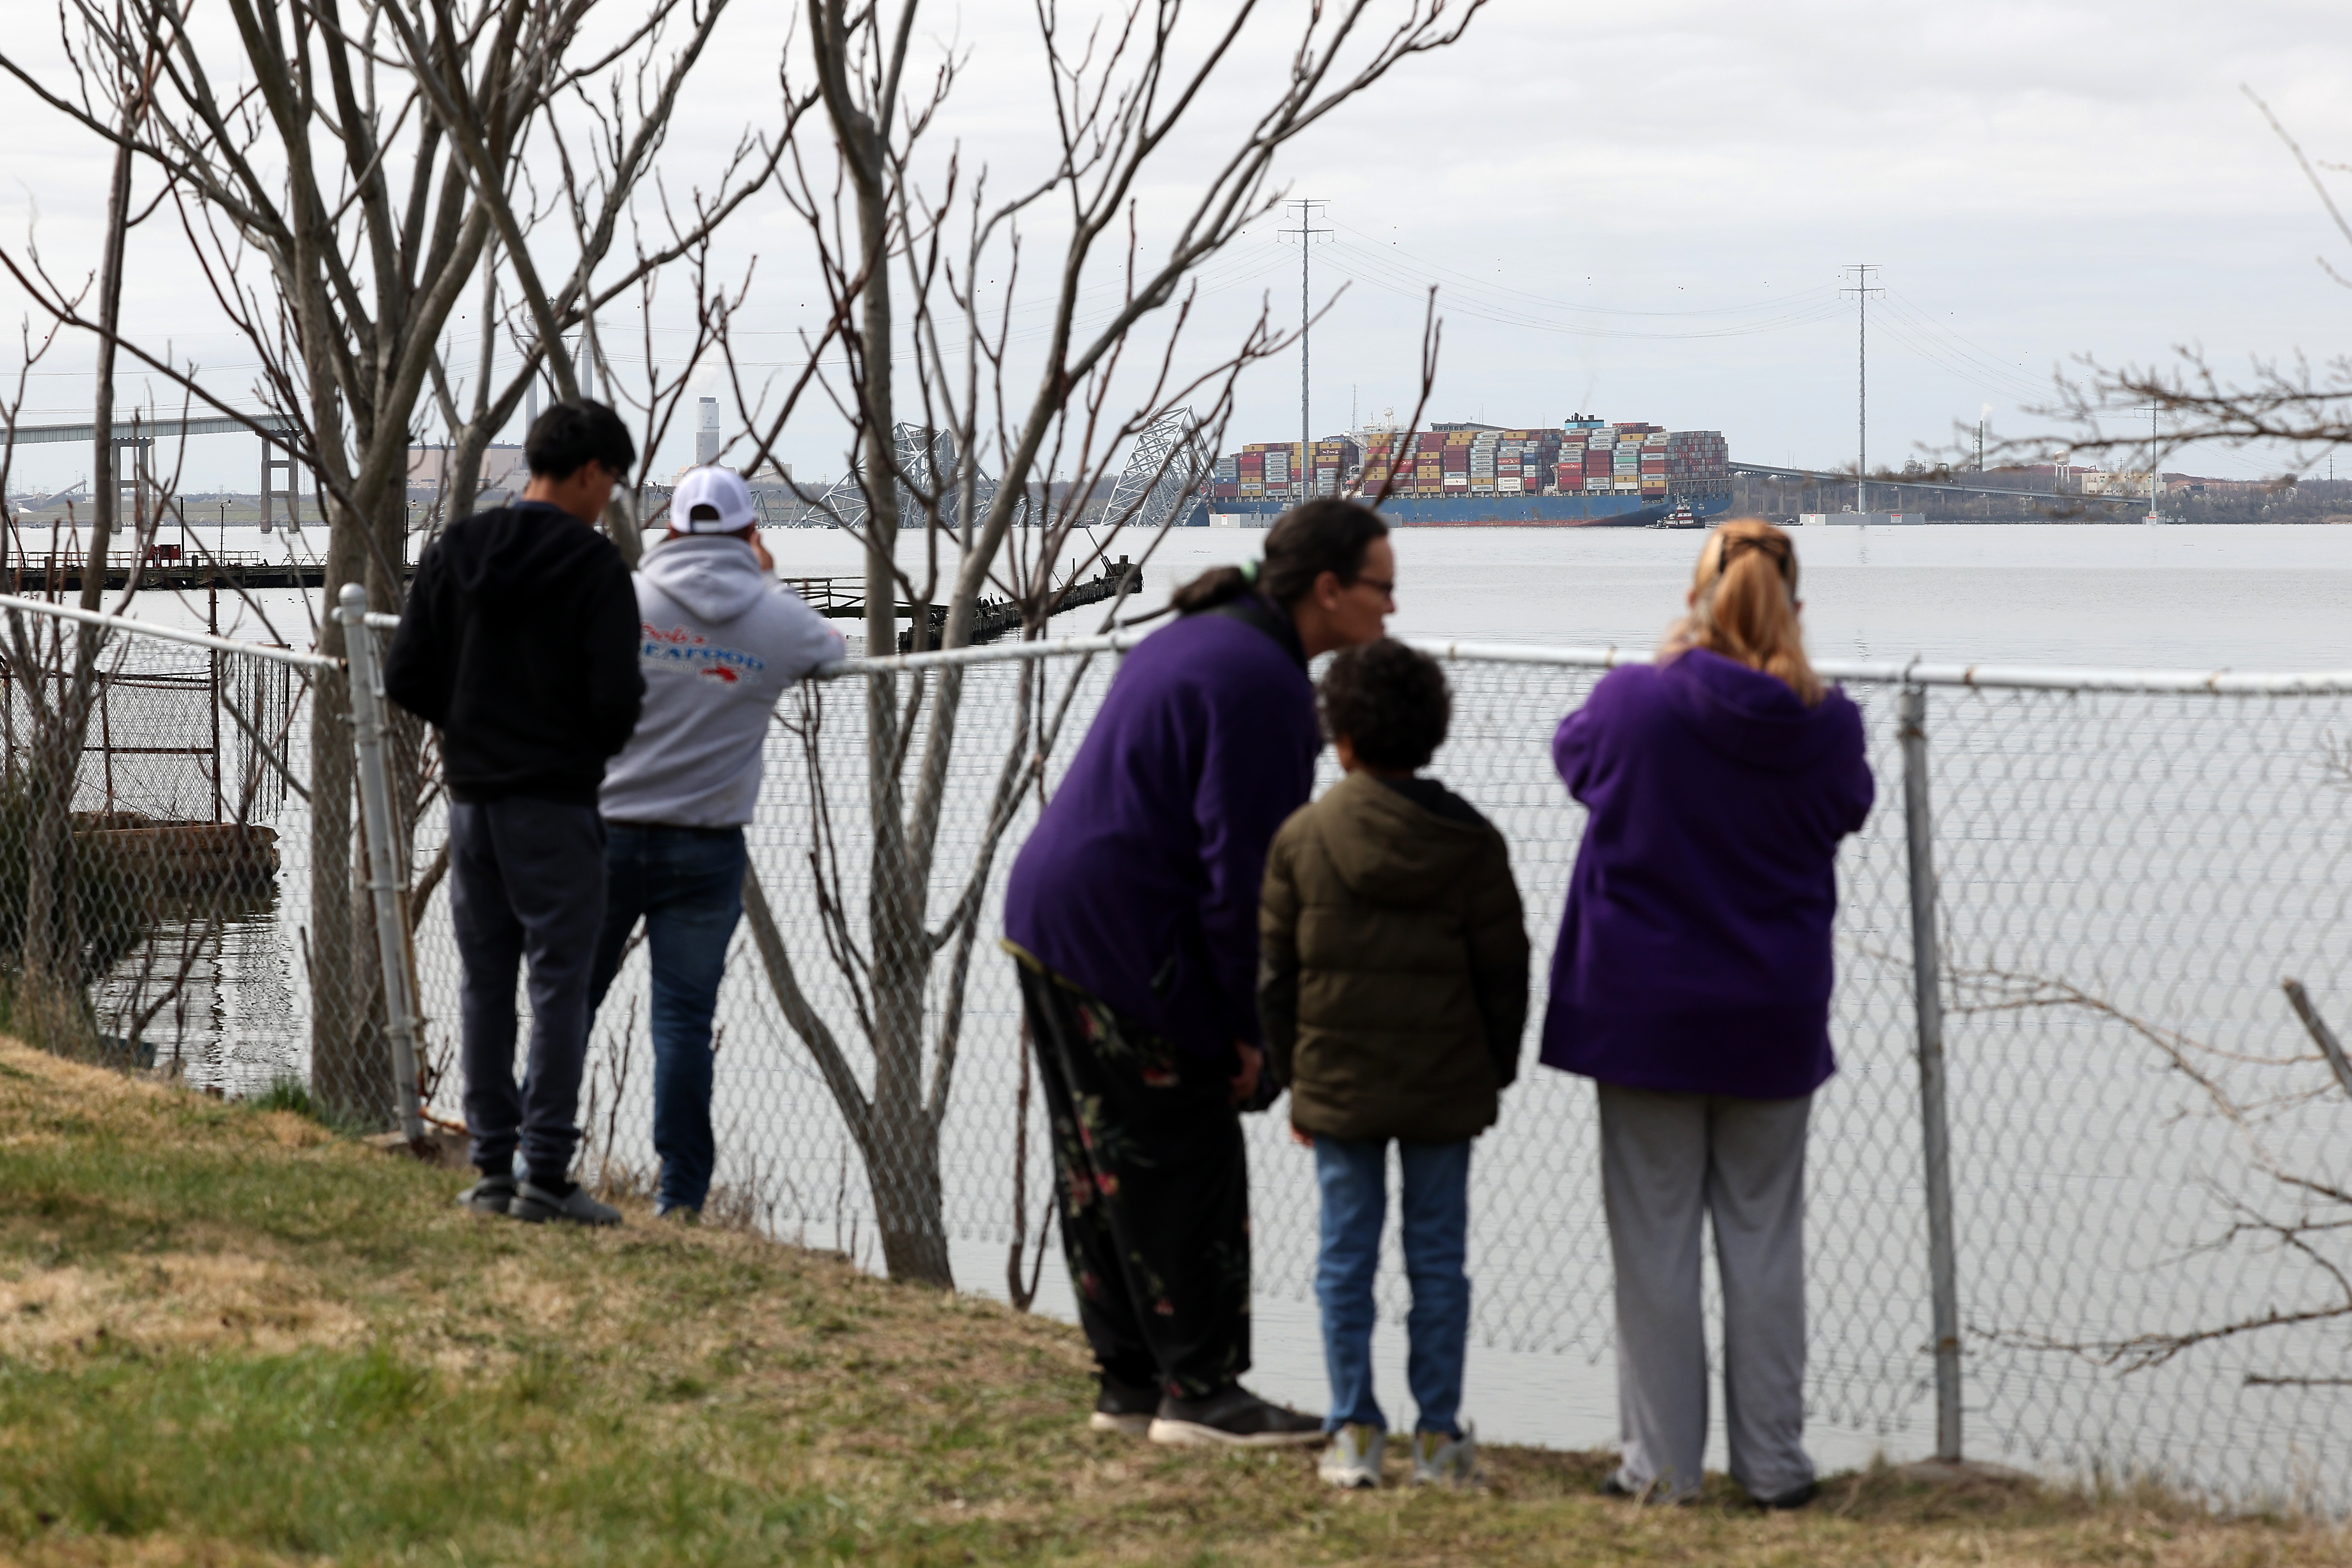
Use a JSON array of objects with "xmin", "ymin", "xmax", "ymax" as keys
[{"xmin": 587, "ymin": 464, "xmax": 844, "ymax": 1218}]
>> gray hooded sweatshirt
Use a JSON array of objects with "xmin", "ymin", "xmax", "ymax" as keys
[{"xmin": 597, "ymin": 534, "xmax": 845, "ymax": 827}]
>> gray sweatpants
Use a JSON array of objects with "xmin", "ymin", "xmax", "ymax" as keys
[
  {"xmin": 1598, "ymin": 1082, "xmax": 1815, "ymax": 1503},
  {"xmin": 449, "ymin": 799, "xmax": 607, "ymax": 1183}
]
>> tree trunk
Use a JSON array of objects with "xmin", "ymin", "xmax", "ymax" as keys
[
  {"xmin": 865, "ymin": 1063, "xmax": 950, "ymax": 1284},
  {"xmin": 17, "ymin": 713, "xmax": 83, "ymax": 1047},
  {"xmin": 19, "ymin": 117, "xmax": 139, "ymax": 1051},
  {"xmin": 840, "ymin": 67, "xmax": 954, "ymax": 1287}
]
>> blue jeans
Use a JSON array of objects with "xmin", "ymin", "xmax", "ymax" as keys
[
  {"xmin": 1313, "ymin": 1135, "xmax": 1472, "ymax": 1437},
  {"xmin": 588, "ymin": 823, "xmax": 749, "ymax": 1214}
]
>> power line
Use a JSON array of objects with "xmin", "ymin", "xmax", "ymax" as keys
[
  {"xmin": 1329, "ymin": 220, "xmax": 1839, "ymax": 321},
  {"xmin": 1316, "ymin": 241, "xmax": 1846, "ymax": 340}
]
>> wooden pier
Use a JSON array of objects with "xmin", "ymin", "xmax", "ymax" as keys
[
  {"xmin": 5, "ymin": 553, "xmax": 377, "ymax": 594},
  {"xmin": 77, "ymin": 817, "xmax": 282, "ymax": 891},
  {"xmin": 779, "ymin": 558, "xmax": 1145, "ymax": 652}
]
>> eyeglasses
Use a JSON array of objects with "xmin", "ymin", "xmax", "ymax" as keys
[{"xmin": 1352, "ymin": 574, "xmax": 1396, "ymax": 600}]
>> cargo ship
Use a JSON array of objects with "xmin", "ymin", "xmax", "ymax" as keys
[{"xmin": 1200, "ymin": 417, "xmax": 1733, "ymax": 528}]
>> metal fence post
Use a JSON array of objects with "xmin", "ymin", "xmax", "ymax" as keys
[
  {"xmin": 1898, "ymin": 683, "xmax": 1963, "ymax": 1462},
  {"xmin": 338, "ymin": 582, "xmax": 425, "ymax": 1143}
]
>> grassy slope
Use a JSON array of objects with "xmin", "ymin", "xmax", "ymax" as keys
[{"xmin": 0, "ymin": 1038, "xmax": 2340, "ymax": 1568}]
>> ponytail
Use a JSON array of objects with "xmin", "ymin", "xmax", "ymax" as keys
[
  {"xmin": 1661, "ymin": 518, "xmax": 1823, "ymax": 706},
  {"xmin": 1169, "ymin": 498, "xmax": 1389, "ymax": 615},
  {"xmin": 1168, "ymin": 558, "xmax": 1259, "ymax": 615}
]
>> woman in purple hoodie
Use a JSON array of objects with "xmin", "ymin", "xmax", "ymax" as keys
[
  {"xmin": 1004, "ymin": 499, "xmax": 1394, "ymax": 1448},
  {"xmin": 1543, "ymin": 518, "xmax": 1873, "ymax": 1508}
]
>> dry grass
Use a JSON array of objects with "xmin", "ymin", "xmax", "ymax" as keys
[{"xmin": 0, "ymin": 1033, "xmax": 2343, "ymax": 1567}]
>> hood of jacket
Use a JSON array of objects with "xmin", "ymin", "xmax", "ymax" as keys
[
  {"xmin": 449, "ymin": 502, "xmax": 616, "ymax": 597},
  {"xmin": 638, "ymin": 533, "xmax": 768, "ymax": 623},
  {"xmin": 1659, "ymin": 646, "xmax": 1848, "ymax": 774},
  {"xmin": 1313, "ymin": 771, "xmax": 1492, "ymax": 906}
]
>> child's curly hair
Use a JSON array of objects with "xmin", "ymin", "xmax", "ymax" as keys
[{"xmin": 1318, "ymin": 638, "xmax": 1451, "ymax": 772}]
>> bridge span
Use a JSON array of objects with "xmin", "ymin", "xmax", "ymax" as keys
[{"xmin": 1732, "ymin": 461, "xmax": 2144, "ymax": 508}]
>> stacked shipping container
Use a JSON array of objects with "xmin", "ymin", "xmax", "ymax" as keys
[
  {"xmin": 1223, "ymin": 438, "xmax": 1362, "ymax": 501},
  {"xmin": 1204, "ymin": 417, "xmax": 1730, "ymax": 505}
]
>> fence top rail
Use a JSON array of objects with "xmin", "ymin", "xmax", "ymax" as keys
[
  {"xmin": 1853, "ymin": 661, "xmax": 2352, "ymax": 695},
  {"xmin": 1399, "ymin": 639, "xmax": 2352, "ymax": 695},
  {"xmin": 814, "ymin": 630, "xmax": 2352, "ymax": 695},
  {"xmin": 97, "ymin": 595, "xmax": 2352, "ymax": 694},
  {"xmin": 0, "ymin": 591, "xmax": 337, "ymax": 671},
  {"xmin": 820, "ymin": 631, "xmax": 1136, "ymax": 677}
]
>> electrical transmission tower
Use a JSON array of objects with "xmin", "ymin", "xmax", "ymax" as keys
[
  {"xmin": 1842, "ymin": 264, "xmax": 1883, "ymax": 513},
  {"xmin": 1280, "ymin": 199, "xmax": 1331, "ymax": 501}
]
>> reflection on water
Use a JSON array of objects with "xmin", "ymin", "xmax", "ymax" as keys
[{"xmin": 93, "ymin": 882, "xmax": 301, "ymax": 1093}]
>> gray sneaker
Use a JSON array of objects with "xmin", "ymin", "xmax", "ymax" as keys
[
  {"xmin": 1407, "ymin": 1424, "xmax": 1477, "ymax": 1487},
  {"xmin": 1318, "ymin": 1423, "xmax": 1385, "ymax": 1488},
  {"xmin": 456, "ymin": 1173, "xmax": 516, "ymax": 1216},
  {"xmin": 510, "ymin": 1178, "xmax": 621, "ymax": 1227}
]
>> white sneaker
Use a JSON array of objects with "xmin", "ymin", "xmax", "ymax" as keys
[
  {"xmin": 1408, "ymin": 1423, "xmax": 1477, "ymax": 1487},
  {"xmin": 1318, "ymin": 1422, "xmax": 1385, "ymax": 1489}
]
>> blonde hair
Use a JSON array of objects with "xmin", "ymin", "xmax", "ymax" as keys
[{"xmin": 1660, "ymin": 517, "xmax": 1823, "ymax": 706}]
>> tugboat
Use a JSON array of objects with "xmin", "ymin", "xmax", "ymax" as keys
[{"xmin": 1660, "ymin": 497, "xmax": 1706, "ymax": 529}]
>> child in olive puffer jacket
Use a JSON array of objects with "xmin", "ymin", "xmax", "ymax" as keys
[{"xmin": 1259, "ymin": 638, "xmax": 1529, "ymax": 1491}]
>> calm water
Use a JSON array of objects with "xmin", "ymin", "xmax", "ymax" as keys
[
  {"xmin": 118, "ymin": 520, "xmax": 2352, "ymax": 669},
  {"xmin": 102, "ymin": 523, "xmax": 2352, "ymax": 1485},
  {"xmin": 1154, "ymin": 522, "xmax": 2352, "ymax": 668}
]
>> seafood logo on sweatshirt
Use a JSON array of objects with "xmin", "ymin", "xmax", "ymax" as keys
[{"xmin": 639, "ymin": 621, "xmax": 767, "ymax": 685}]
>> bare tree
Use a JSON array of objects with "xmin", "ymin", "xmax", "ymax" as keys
[
  {"xmin": 1, "ymin": 0, "xmax": 784, "ymax": 1115},
  {"xmin": 728, "ymin": 0, "xmax": 1479, "ymax": 1285},
  {"xmin": 1950, "ymin": 964, "xmax": 2352, "ymax": 1377},
  {"xmin": 2028, "ymin": 91, "xmax": 2352, "ymax": 485},
  {"xmin": 0, "ymin": 22, "xmax": 166, "ymax": 1046}
]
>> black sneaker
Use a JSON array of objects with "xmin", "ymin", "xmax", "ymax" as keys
[
  {"xmin": 1089, "ymin": 1375, "xmax": 1160, "ymax": 1437},
  {"xmin": 456, "ymin": 1172, "xmax": 516, "ymax": 1216},
  {"xmin": 510, "ymin": 1177, "xmax": 621, "ymax": 1227},
  {"xmin": 1753, "ymin": 1479, "xmax": 1818, "ymax": 1510},
  {"xmin": 1147, "ymin": 1385, "xmax": 1324, "ymax": 1448}
]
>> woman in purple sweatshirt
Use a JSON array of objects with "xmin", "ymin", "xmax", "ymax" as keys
[
  {"xmin": 1005, "ymin": 499, "xmax": 1394, "ymax": 1448},
  {"xmin": 1542, "ymin": 519, "xmax": 1873, "ymax": 1508}
]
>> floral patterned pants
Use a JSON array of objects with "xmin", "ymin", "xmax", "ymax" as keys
[{"xmin": 1017, "ymin": 962, "xmax": 1252, "ymax": 1400}]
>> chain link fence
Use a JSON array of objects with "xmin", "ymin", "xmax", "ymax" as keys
[
  {"xmin": 501, "ymin": 635, "xmax": 2352, "ymax": 1510},
  {"xmin": 0, "ymin": 595, "xmax": 327, "ymax": 1097},
  {"xmin": 3, "ymin": 588, "xmax": 2346, "ymax": 1510}
]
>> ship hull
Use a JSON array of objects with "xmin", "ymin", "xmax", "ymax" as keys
[{"xmin": 1202, "ymin": 491, "xmax": 1732, "ymax": 528}]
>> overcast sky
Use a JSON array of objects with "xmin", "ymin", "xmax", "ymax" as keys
[{"xmin": 3, "ymin": 0, "xmax": 2349, "ymax": 493}]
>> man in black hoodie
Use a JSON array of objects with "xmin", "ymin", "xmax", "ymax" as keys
[{"xmin": 385, "ymin": 400, "xmax": 644, "ymax": 1226}]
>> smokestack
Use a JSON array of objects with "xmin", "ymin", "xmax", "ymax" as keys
[{"xmin": 695, "ymin": 398, "xmax": 720, "ymax": 467}]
